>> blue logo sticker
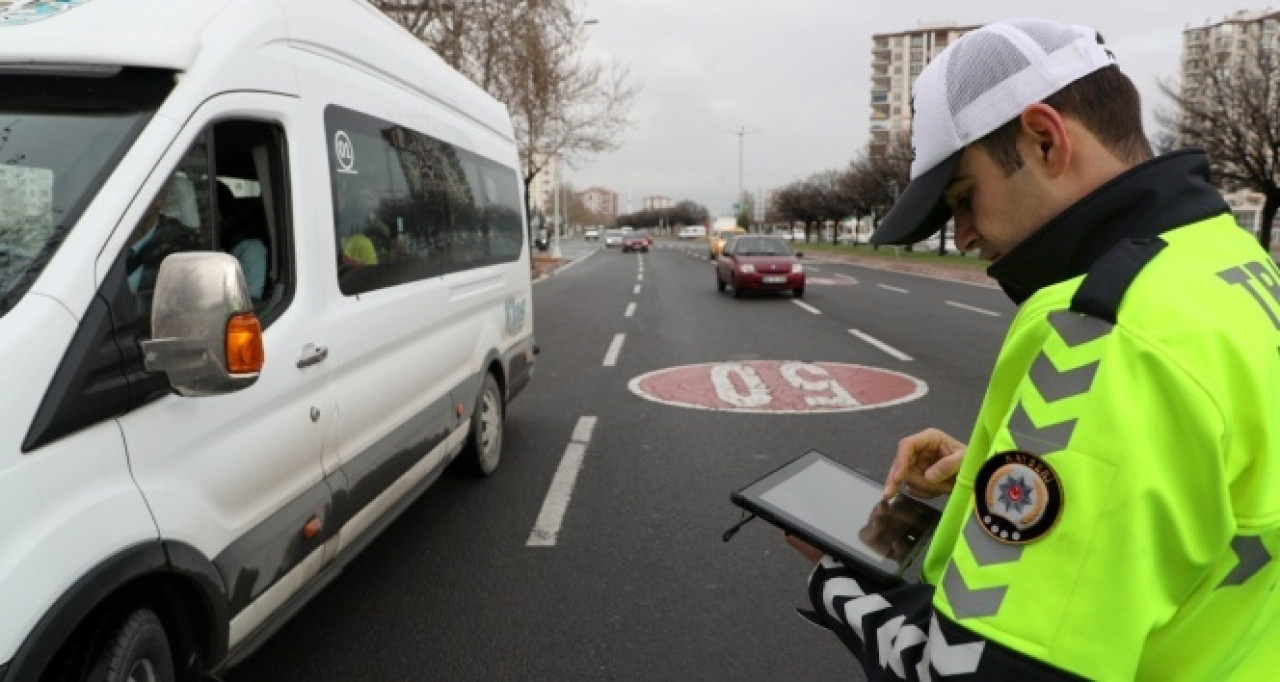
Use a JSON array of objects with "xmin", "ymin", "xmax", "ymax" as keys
[{"xmin": 0, "ymin": 0, "xmax": 97, "ymax": 26}]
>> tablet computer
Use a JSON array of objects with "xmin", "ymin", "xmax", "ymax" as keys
[{"xmin": 730, "ymin": 450, "xmax": 942, "ymax": 583}]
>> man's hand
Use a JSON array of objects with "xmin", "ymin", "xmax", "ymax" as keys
[
  {"xmin": 882, "ymin": 428, "xmax": 966, "ymax": 499},
  {"xmin": 785, "ymin": 533, "xmax": 825, "ymax": 565}
]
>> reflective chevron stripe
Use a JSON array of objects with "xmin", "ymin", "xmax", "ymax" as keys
[
  {"xmin": 963, "ymin": 515, "xmax": 1025, "ymax": 566},
  {"xmin": 1047, "ymin": 310, "xmax": 1112, "ymax": 347},
  {"xmin": 1028, "ymin": 352, "xmax": 1099, "ymax": 402},
  {"xmin": 1219, "ymin": 536, "xmax": 1273, "ymax": 588},
  {"xmin": 1008, "ymin": 402, "xmax": 1077, "ymax": 453},
  {"xmin": 942, "ymin": 560, "xmax": 1007, "ymax": 618}
]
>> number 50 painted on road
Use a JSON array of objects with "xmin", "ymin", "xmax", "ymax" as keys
[{"xmin": 628, "ymin": 361, "xmax": 927, "ymax": 414}]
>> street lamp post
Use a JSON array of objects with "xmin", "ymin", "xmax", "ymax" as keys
[{"xmin": 725, "ymin": 126, "xmax": 758, "ymax": 221}]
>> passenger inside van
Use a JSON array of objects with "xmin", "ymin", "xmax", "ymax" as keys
[
  {"xmin": 217, "ymin": 181, "xmax": 268, "ymax": 300},
  {"xmin": 337, "ymin": 176, "xmax": 393, "ymax": 266},
  {"xmin": 126, "ymin": 174, "xmax": 203, "ymax": 301}
]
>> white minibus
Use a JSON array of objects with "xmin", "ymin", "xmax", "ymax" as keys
[{"xmin": 0, "ymin": 0, "xmax": 535, "ymax": 679}]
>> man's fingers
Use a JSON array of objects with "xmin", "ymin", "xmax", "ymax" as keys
[{"xmin": 924, "ymin": 449, "xmax": 965, "ymax": 483}]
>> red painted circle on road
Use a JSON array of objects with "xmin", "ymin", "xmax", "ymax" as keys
[{"xmin": 627, "ymin": 361, "xmax": 927, "ymax": 414}]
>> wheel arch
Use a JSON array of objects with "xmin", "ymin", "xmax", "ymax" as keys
[{"xmin": 6, "ymin": 540, "xmax": 228, "ymax": 681}]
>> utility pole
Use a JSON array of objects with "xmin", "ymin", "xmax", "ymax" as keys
[{"xmin": 725, "ymin": 126, "xmax": 758, "ymax": 217}]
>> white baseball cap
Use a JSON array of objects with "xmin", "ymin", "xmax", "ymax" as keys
[{"xmin": 871, "ymin": 18, "xmax": 1118, "ymax": 246}]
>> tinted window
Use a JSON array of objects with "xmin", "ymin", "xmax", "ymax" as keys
[
  {"xmin": 0, "ymin": 68, "xmax": 173, "ymax": 317},
  {"xmin": 324, "ymin": 105, "xmax": 524, "ymax": 296}
]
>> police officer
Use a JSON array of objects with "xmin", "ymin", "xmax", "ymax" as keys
[{"xmin": 789, "ymin": 18, "xmax": 1280, "ymax": 680}]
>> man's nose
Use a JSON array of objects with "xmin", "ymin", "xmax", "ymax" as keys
[{"xmin": 953, "ymin": 218, "xmax": 978, "ymax": 252}]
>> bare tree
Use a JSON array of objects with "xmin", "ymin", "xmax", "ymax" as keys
[
  {"xmin": 1160, "ymin": 45, "xmax": 1280, "ymax": 250},
  {"xmin": 373, "ymin": 0, "xmax": 637, "ymax": 222}
]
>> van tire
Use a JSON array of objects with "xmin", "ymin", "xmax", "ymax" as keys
[
  {"xmin": 461, "ymin": 373, "xmax": 503, "ymax": 476},
  {"xmin": 90, "ymin": 608, "xmax": 175, "ymax": 682}
]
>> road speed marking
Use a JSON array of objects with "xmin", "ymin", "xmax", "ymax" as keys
[{"xmin": 628, "ymin": 361, "xmax": 927, "ymax": 414}]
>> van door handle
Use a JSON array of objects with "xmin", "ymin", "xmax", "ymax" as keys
[{"xmin": 297, "ymin": 344, "xmax": 328, "ymax": 368}]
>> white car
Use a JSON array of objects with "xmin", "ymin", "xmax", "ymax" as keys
[
  {"xmin": 604, "ymin": 229, "xmax": 624, "ymax": 247},
  {"xmin": 584, "ymin": 227, "xmax": 600, "ymax": 240}
]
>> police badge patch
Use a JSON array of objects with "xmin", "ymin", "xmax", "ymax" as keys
[{"xmin": 973, "ymin": 451, "xmax": 1063, "ymax": 544}]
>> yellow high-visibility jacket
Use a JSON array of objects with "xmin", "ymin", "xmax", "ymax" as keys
[{"xmin": 808, "ymin": 151, "xmax": 1280, "ymax": 680}]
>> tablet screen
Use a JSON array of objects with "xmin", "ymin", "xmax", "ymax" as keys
[{"xmin": 734, "ymin": 451, "xmax": 941, "ymax": 579}]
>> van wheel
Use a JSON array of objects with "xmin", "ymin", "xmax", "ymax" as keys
[
  {"xmin": 461, "ymin": 373, "xmax": 503, "ymax": 476},
  {"xmin": 793, "ymin": 287, "xmax": 805, "ymax": 299},
  {"xmin": 90, "ymin": 609, "xmax": 175, "ymax": 682}
]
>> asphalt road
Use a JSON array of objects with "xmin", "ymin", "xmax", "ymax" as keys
[{"xmin": 226, "ymin": 238, "xmax": 1014, "ymax": 681}]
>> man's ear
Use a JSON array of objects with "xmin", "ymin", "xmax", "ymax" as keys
[{"xmin": 1019, "ymin": 103, "xmax": 1071, "ymax": 178}]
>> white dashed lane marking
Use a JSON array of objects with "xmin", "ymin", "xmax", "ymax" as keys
[
  {"xmin": 527, "ymin": 416, "xmax": 598, "ymax": 547},
  {"xmin": 603, "ymin": 333, "xmax": 626, "ymax": 367},
  {"xmin": 945, "ymin": 300, "xmax": 1001, "ymax": 317},
  {"xmin": 849, "ymin": 329, "xmax": 913, "ymax": 362},
  {"xmin": 792, "ymin": 300, "xmax": 822, "ymax": 315}
]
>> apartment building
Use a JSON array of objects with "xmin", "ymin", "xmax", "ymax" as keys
[
  {"xmin": 579, "ymin": 186, "xmax": 619, "ymax": 217},
  {"xmin": 642, "ymin": 196, "xmax": 673, "ymax": 211},
  {"xmin": 528, "ymin": 151, "xmax": 559, "ymax": 217},
  {"xmin": 1180, "ymin": 9, "xmax": 1280, "ymax": 105},
  {"xmin": 869, "ymin": 22, "xmax": 978, "ymax": 157}
]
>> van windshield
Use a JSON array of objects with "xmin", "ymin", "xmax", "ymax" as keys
[{"xmin": 0, "ymin": 67, "xmax": 173, "ymax": 317}]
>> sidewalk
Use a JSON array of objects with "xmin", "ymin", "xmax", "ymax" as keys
[{"xmin": 802, "ymin": 247, "xmax": 996, "ymax": 286}]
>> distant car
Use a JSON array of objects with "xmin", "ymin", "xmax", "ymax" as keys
[
  {"xmin": 604, "ymin": 229, "xmax": 623, "ymax": 247},
  {"xmin": 622, "ymin": 232, "xmax": 649, "ymax": 253},
  {"xmin": 708, "ymin": 225, "xmax": 746, "ymax": 259},
  {"xmin": 715, "ymin": 235, "xmax": 805, "ymax": 298},
  {"xmin": 584, "ymin": 227, "xmax": 600, "ymax": 240}
]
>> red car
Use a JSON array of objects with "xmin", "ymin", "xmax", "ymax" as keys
[
  {"xmin": 715, "ymin": 235, "xmax": 805, "ymax": 298},
  {"xmin": 622, "ymin": 232, "xmax": 649, "ymax": 253}
]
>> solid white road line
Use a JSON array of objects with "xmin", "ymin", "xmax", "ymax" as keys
[
  {"xmin": 835, "ymin": 273, "xmax": 859, "ymax": 283},
  {"xmin": 625, "ymin": 302, "xmax": 636, "ymax": 317},
  {"xmin": 878, "ymin": 284, "xmax": 909, "ymax": 294},
  {"xmin": 527, "ymin": 416, "xmax": 598, "ymax": 547},
  {"xmin": 792, "ymin": 300, "xmax": 822, "ymax": 315},
  {"xmin": 603, "ymin": 333, "xmax": 626, "ymax": 366},
  {"xmin": 633, "ymin": 284, "xmax": 642, "ymax": 295},
  {"xmin": 849, "ymin": 329, "xmax": 913, "ymax": 362},
  {"xmin": 946, "ymin": 300, "xmax": 1001, "ymax": 317}
]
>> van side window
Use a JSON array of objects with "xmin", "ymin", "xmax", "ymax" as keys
[
  {"xmin": 211, "ymin": 119, "xmax": 291, "ymax": 315},
  {"xmin": 125, "ymin": 142, "xmax": 214, "ymax": 331},
  {"xmin": 125, "ymin": 119, "xmax": 291, "ymax": 335},
  {"xmin": 324, "ymin": 105, "xmax": 524, "ymax": 296}
]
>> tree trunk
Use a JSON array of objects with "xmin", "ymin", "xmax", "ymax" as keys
[
  {"xmin": 937, "ymin": 223, "xmax": 947, "ymax": 256},
  {"xmin": 1261, "ymin": 188, "xmax": 1278, "ymax": 257}
]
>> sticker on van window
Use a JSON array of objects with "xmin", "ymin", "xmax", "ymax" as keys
[
  {"xmin": 334, "ymin": 130, "xmax": 358, "ymax": 175},
  {"xmin": 0, "ymin": 0, "xmax": 96, "ymax": 26}
]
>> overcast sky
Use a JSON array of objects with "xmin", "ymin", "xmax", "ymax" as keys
[{"xmin": 570, "ymin": 0, "xmax": 1255, "ymax": 217}]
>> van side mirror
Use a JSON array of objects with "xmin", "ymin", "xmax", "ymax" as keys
[{"xmin": 141, "ymin": 252, "xmax": 262, "ymax": 397}]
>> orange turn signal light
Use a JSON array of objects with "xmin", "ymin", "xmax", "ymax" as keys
[{"xmin": 226, "ymin": 313, "xmax": 265, "ymax": 374}]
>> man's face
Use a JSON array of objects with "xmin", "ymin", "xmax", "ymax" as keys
[{"xmin": 943, "ymin": 145, "xmax": 1052, "ymax": 263}]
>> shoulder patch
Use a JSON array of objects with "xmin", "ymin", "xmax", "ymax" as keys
[{"xmin": 973, "ymin": 451, "xmax": 1063, "ymax": 544}]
